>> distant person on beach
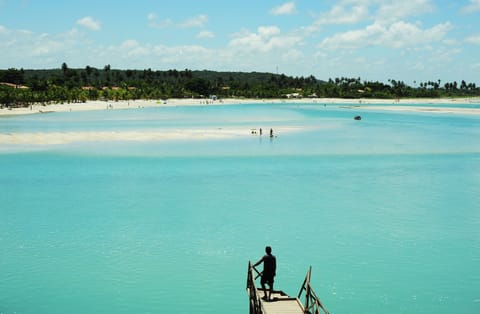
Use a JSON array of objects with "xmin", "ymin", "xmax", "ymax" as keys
[
  {"xmin": 254, "ymin": 246, "xmax": 276, "ymax": 301},
  {"xmin": 259, "ymin": 128, "xmax": 262, "ymax": 135}
]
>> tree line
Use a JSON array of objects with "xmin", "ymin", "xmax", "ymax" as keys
[{"xmin": 1, "ymin": 63, "xmax": 479, "ymax": 107}]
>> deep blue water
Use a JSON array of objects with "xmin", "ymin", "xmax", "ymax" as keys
[{"xmin": 1, "ymin": 103, "xmax": 479, "ymax": 314}]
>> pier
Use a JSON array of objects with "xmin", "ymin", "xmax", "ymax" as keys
[{"xmin": 247, "ymin": 262, "xmax": 329, "ymax": 314}]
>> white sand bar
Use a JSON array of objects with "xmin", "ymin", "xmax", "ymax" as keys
[{"xmin": 0, "ymin": 126, "xmax": 307, "ymax": 145}]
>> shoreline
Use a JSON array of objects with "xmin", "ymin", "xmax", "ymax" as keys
[
  {"xmin": 1, "ymin": 97, "xmax": 480, "ymax": 116},
  {"xmin": 1, "ymin": 97, "xmax": 479, "ymax": 146}
]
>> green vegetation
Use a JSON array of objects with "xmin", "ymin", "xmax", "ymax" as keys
[{"xmin": 1, "ymin": 64, "xmax": 479, "ymax": 107}]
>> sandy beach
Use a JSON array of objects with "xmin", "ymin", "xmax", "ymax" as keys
[
  {"xmin": 1, "ymin": 97, "xmax": 480, "ymax": 117},
  {"xmin": 1, "ymin": 97, "xmax": 479, "ymax": 146}
]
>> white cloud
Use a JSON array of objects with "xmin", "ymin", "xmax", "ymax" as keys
[
  {"xmin": 281, "ymin": 48, "xmax": 303, "ymax": 61},
  {"xmin": 147, "ymin": 13, "xmax": 157, "ymax": 22},
  {"xmin": 317, "ymin": 4, "xmax": 369, "ymax": 26},
  {"xmin": 258, "ymin": 26, "xmax": 281, "ymax": 37},
  {"xmin": 442, "ymin": 39, "xmax": 458, "ymax": 46},
  {"xmin": 181, "ymin": 14, "xmax": 208, "ymax": 28},
  {"xmin": 1, "ymin": 1, "xmax": 477, "ymax": 85},
  {"xmin": 375, "ymin": 0, "xmax": 434, "ymax": 23},
  {"xmin": 270, "ymin": 2, "xmax": 296, "ymax": 15},
  {"xmin": 32, "ymin": 29, "xmax": 85, "ymax": 57},
  {"xmin": 76, "ymin": 16, "xmax": 101, "ymax": 31},
  {"xmin": 148, "ymin": 13, "xmax": 208, "ymax": 29},
  {"xmin": 120, "ymin": 39, "xmax": 139, "ymax": 50},
  {"xmin": 388, "ymin": 22, "xmax": 451, "ymax": 47},
  {"xmin": 465, "ymin": 34, "xmax": 480, "ymax": 45},
  {"xmin": 307, "ymin": 0, "xmax": 435, "ymax": 33},
  {"xmin": 197, "ymin": 30, "xmax": 214, "ymax": 39},
  {"xmin": 119, "ymin": 39, "xmax": 147, "ymax": 55},
  {"xmin": 147, "ymin": 13, "xmax": 173, "ymax": 29},
  {"xmin": 31, "ymin": 39, "xmax": 64, "ymax": 56},
  {"xmin": 126, "ymin": 46, "xmax": 150, "ymax": 57},
  {"xmin": 150, "ymin": 44, "xmax": 216, "ymax": 69},
  {"xmin": 153, "ymin": 45, "xmax": 210, "ymax": 58},
  {"xmin": 0, "ymin": 26, "xmax": 92, "ymax": 68},
  {"xmin": 305, "ymin": 3, "xmax": 369, "ymax": 34},
  {"xmin": 429, "ymin": 46, "xmax": 462, "ymax": 63},
  {"xmin": 319, "ymin": 21, "xmax": 452, "ymax": 50},
  {"xmin": 229, "ymin": 26, "xmax": 302, "ymax": 54},
  {"xmin": 461, "ymin": 0, "xmax": 480, "ymax": 13}
]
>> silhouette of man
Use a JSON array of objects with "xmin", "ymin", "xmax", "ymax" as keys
[{"xmin": 254, "ymin": 246, "xmax": 276, "ymax": 301}]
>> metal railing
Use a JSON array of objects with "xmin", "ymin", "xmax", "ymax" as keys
[
  {"xmin": 248, "ymin": 262, "xmax": 329, "ymax": 314},
  {"xmin": 298, "ymin": 266, "xmax": 329, "ymax": 314},
  {"xmin": 247, "ymin": 261, "xmax": 264, "ymax": 314}
]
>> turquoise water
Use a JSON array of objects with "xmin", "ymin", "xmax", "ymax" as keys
[{"xmin": 1, "ymin": 103, "xmax": 480, "ymax": 314}]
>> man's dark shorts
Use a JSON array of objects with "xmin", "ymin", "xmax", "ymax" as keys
[{"xmin": 261, "ymin": 274, "xmax": 274, "ymax": 286}]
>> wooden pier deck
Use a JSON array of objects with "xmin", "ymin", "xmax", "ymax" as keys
[
  {"xmin": 247, "ymin": 262, "xmax": 329, "ymax": 314},
  {"xmin": 252, "ymin": 289, "xmax": 304, "ymax": 314}
]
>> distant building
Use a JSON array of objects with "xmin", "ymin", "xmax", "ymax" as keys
[{"xmin": 285, "ymin": 93, "xmax": 302, "ymax": 99}]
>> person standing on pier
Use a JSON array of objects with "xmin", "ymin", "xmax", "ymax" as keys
[{"xmin": 254, "ymin": 246, "xmax": 276, "ymax": 301}]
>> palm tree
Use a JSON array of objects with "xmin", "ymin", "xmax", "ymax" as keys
[{"xmin": 61, "ymin": 62, "xmax": 68, "ymax": 76}]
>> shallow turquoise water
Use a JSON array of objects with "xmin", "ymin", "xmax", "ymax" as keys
[{"xmin": 1, "ymin": 103, "xmax": 480, "ymax": 313}]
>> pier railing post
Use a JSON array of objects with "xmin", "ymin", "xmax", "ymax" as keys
[
  {"xmin": 298, "ymin": 266, "xmax": 329, "ymax": 314},
  {"xmin": 247, "ymin": 261, "xmax": 263, "ymax": 314}
]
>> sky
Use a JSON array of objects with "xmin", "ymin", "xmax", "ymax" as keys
[{"xmin": 1, "ymin": 0, "xmax": 480, "ymax": 84}]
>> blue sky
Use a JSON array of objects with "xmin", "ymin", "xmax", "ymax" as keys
[{"xmin": 1, "ymin": 0, "xmax": 479, "ymax": 84}]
